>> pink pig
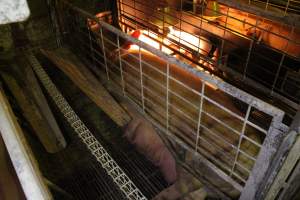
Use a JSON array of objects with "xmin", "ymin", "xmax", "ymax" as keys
[{"xmin": 124, "ymin": 118, "xmax": 177, "ymax": 184}]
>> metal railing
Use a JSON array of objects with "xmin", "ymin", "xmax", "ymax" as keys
[
  {"xmin": 58, "ymin": 2, "xmax": 289, "ymax": 199},
  {"xmin": 118, "ymin": 0, "xmax": 300, "ymax": 112}
]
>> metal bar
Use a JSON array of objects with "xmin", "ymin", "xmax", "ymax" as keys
[
  {"xmin": 87, "ymin": 23, "xmax": 96, "ymax": 69},
  {"xmin": 0, "ymin": 84, "xmax": 53, "ymax": 200},
  {"xmin": 100, "ymin": 26, "xmax": 110, "ymax": 80},
  {"xmin": 270, "ymin": 26, "xmax": 294, "ymax": 95},
  {"xmin": 230, "ymin": 105, "xmax": 252, "ymax": 176},
  {"xmin": 284, "ymin": 0, "xmax": 291, "ymax": 16},
  {"xmin": 97, "ymin": 17, "xmax": 283, "ymax": 121},
  {"xmin": 195, "ymin": 82, "xmax": 205, "ymax": 151},
  {"xmin": 242, "ymin": 39, "xmax": 254, "ymax": 80},
  {"xmin": 240, "ymin": 119, "xmax": 288, "ymax": 199},
  {"xmin": 117, "ymin": 35, "xmax": 126, "ymax": 96},
  {"xmin": 166, "ymin": 62, "xmax": 170, "ymax": 133},
  {"xmin": 139, "ymin": 47, "xmax": 145, "ymax": 112}
]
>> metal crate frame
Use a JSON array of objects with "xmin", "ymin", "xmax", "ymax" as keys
[
  {"xmin": 117, "ymin": 0, "xmax": 300, "ymax": 113},
  {"xmin": 57, "ymin": 1, "xmax": 291, "ymax": 199},
  {"xmin": 254, "ymin": 109, "xmax": 300, "ymax": 200},
  {"xmin": 265, "ymin": 131, "xmax": 300, "ymax": 200}
]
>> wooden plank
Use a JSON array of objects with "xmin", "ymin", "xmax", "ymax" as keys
[
  {"xmin": 1, "ymin": 64, "xmax": 66, "ymax": 153},
  {"xmin": 41, "ymin": 49, "xmax": 131, "ymax": 127},
  {"xmin": 24, "ymin": 61, "xmax": 67, "ymax": 151}
]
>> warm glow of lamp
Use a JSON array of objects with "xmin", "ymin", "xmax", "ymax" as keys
[
  {"xmin": 128, "ymin": 30, "xmax": 174, "ymax": 55},
  {"xmin": 125, "ymin": 28, "xmax": 218, "ymax": 90}
]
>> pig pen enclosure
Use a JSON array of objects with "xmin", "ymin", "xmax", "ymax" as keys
[
  {"xmin": 44, "ymin": 0, "xmax": 300, "ymax": 199},
  {"xmin": 1, "ymin": 0, "xmax": 300, "ymax": 200}
]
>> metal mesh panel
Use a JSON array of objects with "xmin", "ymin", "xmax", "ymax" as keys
[
  {"xmin": 57, "ymin": 1, "xmax": 289, "ymax": 198},
  {"xmin": 117, "ymin": 0, "xmax": 300, "ymax": 112}
]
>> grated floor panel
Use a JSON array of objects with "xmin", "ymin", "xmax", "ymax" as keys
[{"xmin": 26, "ymin": 53, "xmax": 169, "ymax": 200}]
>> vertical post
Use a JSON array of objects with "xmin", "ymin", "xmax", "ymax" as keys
[
  {"xmin": 284, "ymin": 0, "xmax": 291, "ymax": 16},
  {"xmin": 139, "ymin": 47, "xmax": 145, "ymax": 112},
  {"xmin": 134, "ymin": 0, "xmax": 137, "ymax": 29},
  {"xmin": 100, "ymin": 26, "xmax": 109, "ymax": 80},
  {"xmin": 87, "ymin": 23, "xmax": 95, "ymax": 68},
  {"xmin": 230, "ymin": 105, "xmax": 252, "ymax": 176},
  {"xmin": 271, "ymin": 26, "xmax": 294, "ymax": 95},
  {"xmin": 117, "ymin": 35, "xmax": 126, "ymax": 96},
  {"xmin": 0, "ymin": 85, "xmax": 52, "ymax": 200},
  {"xmin": 255, "ymin": 107, "xmax": 300, "ymax": 200},
  {"xmin": 118, "ymin": 0, "xmax": 126, "ymax": 31},
  {"xmin": 242, "ymin": 40, "xmax": 254, "ymax": 81},
  {"xmin": 179, "ymin": 0, "xmax": 183, "ymax": 49},
  {"xmin": 166, "ymin": 62, "xmax": 170, "ymax": 134},
  {"xmin": 239, "ymin": 112, "xmax": 286, "ymax": 200},
  {"xmin": 270, "ymin": 54, "xmax": 285, "ymax": 95},
  {"xmin": 195, "ymin": 82, "xmax": 205, "ymax": 152},
  {"xmin": 219, "ymin": 7, "xmax": 229, "ymax": 67},
  {"xmin": 196, "ymin": 0, "xmax": 204, "ymax": 58}
]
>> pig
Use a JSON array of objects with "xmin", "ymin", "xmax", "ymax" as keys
[
  {"xmin": 118, "ymin": 49, "xmax": 261, "ymax": 198},
  {"xmin": 124, "ymin": 118, "xmax": 177, "ymax": 184}
]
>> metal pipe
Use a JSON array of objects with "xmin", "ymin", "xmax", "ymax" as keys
[{"xmin": 0, "ymin": 84, "xmax": 53, "ymax": 200}]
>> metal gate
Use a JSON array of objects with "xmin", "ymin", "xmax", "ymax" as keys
[{"xmin": 56, "ymin": 1, "xmax": 291, "ymax": 199}]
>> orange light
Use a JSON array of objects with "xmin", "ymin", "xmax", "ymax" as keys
[
  {"xmin": 128, "ymin": 30, "xmax": 173, "ymax": 54},
  {"xmin": 126, "ymin": 28, "xmax": 219, "ymax": 90},
  {"xmin": 167, "ymin": 27, "xmax": 211, "ymax": 55},
  {"xmin": 127, "ymin": 28, "xmax": 212, "ymax": 56}
]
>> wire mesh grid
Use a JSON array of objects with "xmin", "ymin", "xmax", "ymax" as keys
[
  {"xmin": 246, "ymin": 0, "xmax": 300, "ymax": 15},
  {"xmin": 27, "ymin": 52, "xmax": 169, "ymax": 200},
  {"xmin": 59, "ymin": 1, "xmax": 288, "ymax": 197},
  {"xmin": 117, "ymin": 0, "xmax": 300, "ymax": 111}
]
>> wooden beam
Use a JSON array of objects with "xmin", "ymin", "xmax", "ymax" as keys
[
  {"xmin": 1, "ymin": 63, "xmax": 66, "ymax": 153},
  {"xmin": 41, "ymin": 49, "xmax": 131, "ymax": 127},
  {"xmin": 24, "ymin": 61, "xmax": 67, "ymax": 151}
]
